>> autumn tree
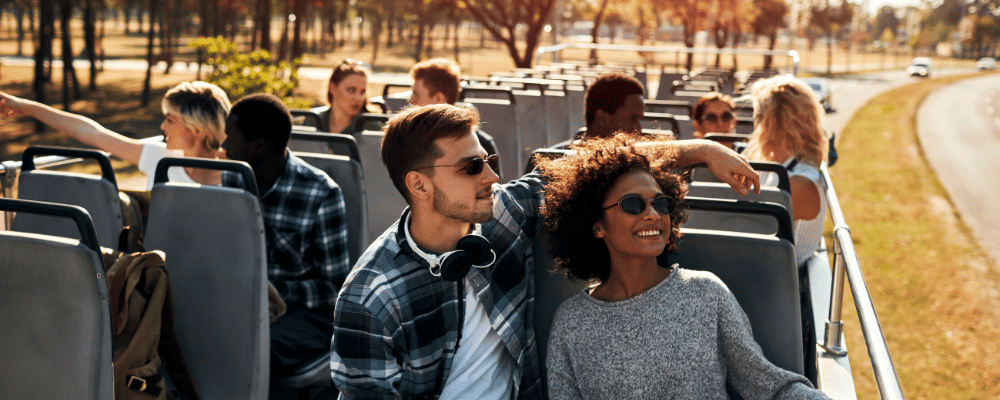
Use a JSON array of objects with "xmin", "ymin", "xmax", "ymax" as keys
[
  {"xmin": 456, "ymin": 0, "xmax": 558, "ymax": 68},
  {"xmin": 810, "ymin": 0, "xmax": 852, "ymax": 74},
  {"xmin": 750, "ymin": 0, "xmax": 787, "ymax": 69},
  {"xmin": 661, "ymin": 0, "xmax": 710, "ymax": 71}
]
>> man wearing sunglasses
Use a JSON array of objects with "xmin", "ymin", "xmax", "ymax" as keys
[{"xmin": 331, "ymin": 104, "xmax": 760, "ymax": 399}]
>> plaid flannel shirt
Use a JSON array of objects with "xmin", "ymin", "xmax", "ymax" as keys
[
  {"xmin": 331, "ymin": 171, "xmax": 547, "ymax": 400},
  {"xmin": 223, "ymin": 153, "xmax": 350, "ymax": 310}
]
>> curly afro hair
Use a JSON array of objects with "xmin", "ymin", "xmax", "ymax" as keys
[{"xmin": 539, "ymin": 132, "xmax": 688, "ymax": 282}]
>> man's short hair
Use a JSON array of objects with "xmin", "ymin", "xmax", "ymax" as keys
[
  {"xmin": 410, "ymin": 58, "xmax": 462, "ymax": 105},
  {"xmin": 229, "ymin": 93, "xmax": 293, "ymax": 151},
  {"xmin": 692, "ymin": 92, "xmax": 735, "ymax": 121},
  {"xmin": 585, "ymin": 73, "xmax": 645, "ymax": 125},
  {"xmin": 381, "ymin": 104, "xmax": 479, "ymax": 203}
]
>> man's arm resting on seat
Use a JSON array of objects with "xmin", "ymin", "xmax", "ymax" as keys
[{"xmin": 640, "ymin": 139, "xmax": 760, "ymax": 195}]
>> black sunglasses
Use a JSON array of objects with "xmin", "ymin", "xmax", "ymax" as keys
[
  {"xmin": 603, "ymin": 194, "xmax": 677, "ymax": 216},
  {"xmin": 416, "ymin": 154, "xmax": 500, "ymax": 176},
  {"xmin": 701, "ymin": 111, "xmax": 735, "ymax": 123}
]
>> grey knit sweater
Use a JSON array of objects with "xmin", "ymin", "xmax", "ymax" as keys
[{"xmin": 545, "ymin": 267, "xmax": 830, "ymax": 400}]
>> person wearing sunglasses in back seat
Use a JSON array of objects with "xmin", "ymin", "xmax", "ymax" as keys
[
  {"xmin": 330, "ymin": 104, "xmax": 760, "ymax": 399},
  {"xmin": 692, "ymin": 92, "xmax": 738, "ymax": 146}
]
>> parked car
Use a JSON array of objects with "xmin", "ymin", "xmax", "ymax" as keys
[
  {"xmin": 801, "ymin": 77, "xmax": 832, "ymax": 112},
  {"xmin": 976, "ymin": 57, "xmax": 997, "ymax": 71},
  {"xmin": 907, "ymin": 57, "xmax": 932, "ymax": 77}
]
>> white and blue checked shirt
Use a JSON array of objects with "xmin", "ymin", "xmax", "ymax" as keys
[
  {"xmin": 331, "ymin": 171, "xmax": 547, "ymax": 400},
  {"xmin": 223, "ymin": 154, "xmax": 350, "ymax": 310}
]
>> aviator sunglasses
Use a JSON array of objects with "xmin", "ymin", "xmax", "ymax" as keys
[
  {"xmin": 700, "ymin": 111, "xmax": 735, "ymax": 123},
  {"xmin": 416, "ymin": 154, "xmax": 500, "ymax": 176},
  {"xmin": 603, "ymin": 194, "xmax": 678, "ymax": 216}
]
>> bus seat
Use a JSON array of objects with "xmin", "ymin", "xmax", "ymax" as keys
[
  {"xmin": 655, "ymin": 72, "xmax": 686, "ymax": 100},
  {"xmin": 288, "ymin": 129, "xmax": 362, "ymax": 164},
  {"xmin": 0, "ymin": 198, "xmax": 113, "ymax": 400},
  {"xmin": 380, "ymin": 83, "xmax": 413, "ymax": 113},
  {"xmin": 143, "ymin": 158, "xmax": 269, "ymax": 400},
  {"xmin": 291, "ymin": 109, "xmax": 325, "ymax": 131},
  {"xmin": 346, "ymin": 113, "xmax": 390, "ymax": 135},
  {"xmin": 641, "ymin": 112, "xmax": 682, "ymax": 135},
  {"xmin": 683, "ymin": 195, "xmax": 794, "ymax": 238},
  {"xmin": 459, "ymin": 97, "xmax": 522, "ymax": 183},
  {"xmin": 688, "ymin": 182, "xmax": 792, "ymax": 213},
  {"xmin": 690, "ymin": 161, "xmax": 791, "ymax": 194},
  {"xmin": 533, "ymin": 229, "xmax": 590, "ymax": 398},
  {"xmin": 667, "ymin": 226, "xmax": 803, "ymax": 377},
  {"xmin": 294, "ymin": 152, "xmax": 367, "ymax": 266},
  {"xmin": 356, "ymin": 130, "xmax": 409, "ymax": 242},
  {"xmin": 12, "ymin": 146, "xmax": 123, "ymax": 249},
  {"xmin": 543, "ymin": 88, "xmax": 571, "ymax": 143},
  {"xmin": 735, "ymin": 117, "xmax": 754, "ymax": 135}
]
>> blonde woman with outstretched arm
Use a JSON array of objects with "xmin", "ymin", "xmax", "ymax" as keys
[{"xmin": 0, "ymin": 81, "xmax": 231, "ymax": 189}]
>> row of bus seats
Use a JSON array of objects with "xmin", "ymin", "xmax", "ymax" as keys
[
  {"xmin": 0, "ymin": 153, "xmax": 276, "ymax": 399},
  {"xmin": 526, "ymin": 146, "xmax": 811, "ymax": 400}
]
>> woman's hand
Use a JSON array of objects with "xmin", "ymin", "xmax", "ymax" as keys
[{"xmin": 0, "ymin": 92, "xmax": 30, "ymax": 118}]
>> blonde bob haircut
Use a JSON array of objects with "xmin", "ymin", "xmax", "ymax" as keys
[
  {"xmin": 161, "ymin": 81, "xmax": 232, "ymax": 152},
  {"xmin": 743, "ymin": 76, "xmax": 826, "ymax": 166}
]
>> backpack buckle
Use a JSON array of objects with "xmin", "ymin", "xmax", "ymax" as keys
[{"xmin": 127, "ymin": 375, "xmax": 147, "ymax": 391}]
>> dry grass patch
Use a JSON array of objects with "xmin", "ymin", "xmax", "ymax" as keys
[{"xmin": 833, "ymin": 73, "xmax": 1000, "ymax": 399}]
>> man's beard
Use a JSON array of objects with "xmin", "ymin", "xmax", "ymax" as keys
[{"xmin": 432, "ymin": 186, "xmax": 493, "ymax": 224}]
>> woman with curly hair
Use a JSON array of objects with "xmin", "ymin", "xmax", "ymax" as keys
[
  {"xmin": 743, "ymin": 75, "xmax": 828, "ymax": 266},
  {"xmin": 539, "ymin": 132, "xmax": 828, "ymax": 400}
]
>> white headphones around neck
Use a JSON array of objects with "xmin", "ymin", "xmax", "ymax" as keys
[{"xmin": 404, "ymin": 213, "xmax": 496, "ymax": 281}]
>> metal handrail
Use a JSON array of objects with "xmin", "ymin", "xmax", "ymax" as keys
[
  {"xmin": 535, "ymin": 42, "xmax": 800, "ymax": 75},
  {"xmin": 0, "ymin": 136, "xmax": 165, "ymax": 230},
  {"xmin": 820, "ymin": 164, "xmax": 905, "ymax": 400}
]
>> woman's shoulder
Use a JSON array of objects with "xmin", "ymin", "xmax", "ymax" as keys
[{"xmin": 673, "ymin": 267, "xmax": 732, "ymax": 295}]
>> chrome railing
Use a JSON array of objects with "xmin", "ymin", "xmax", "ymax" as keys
[
  {"xmin": 535, "ymin": 42, "xmax": 800, "ymax": 75},
  {"xmin": 820, "ymin": 164, "xmax": 905, "ymax": 400}
]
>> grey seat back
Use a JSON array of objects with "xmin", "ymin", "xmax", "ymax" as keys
[
  {"xmin": 381, "ymin": 83, "xmax": 413, "ymax": 112},
  {"xmin": 288, "ymin": 130, "xmax": 361, "ymax": 163},
  {"xmin": 356, "ymin": 130, "xmax": 409, "ymax": 241},
  {"xmin": 143, "ymin": 158, "xmax": 269, "ymax": 400},
  {"xmin": 0, "ymin": 198, "xmax": 113, "ymax": 400},
  {"xmin": 290, "ymin": 109, "xmax": 325, "ymax": 131},
  {"xmin": 686, "ymin": 182, "xmax": 793, "ymax": 235},
  {"xmin": 543, "ymin": 88, "xmax": 571, "ymax": 143},
  {"xmin": 533, "ymin": 229, "xmax": 589, "ymax": 397},
  {"xmin": 666, "ymin": 227, "xmax": 803, "ymax": 375},
  {"xmin": 294, "ymin": 152, "xmax": 367, "ymax": 266},
  {"xmin": 12, "ymin": 146, "xmax": 123, "ymax": 248},
  {"xmin": 655, "ymin": 72, "xmax": 687, "ymax": 100},
  {"xmin": 460, "ymin": 98, "xmax": 521, "ymax": 182}
]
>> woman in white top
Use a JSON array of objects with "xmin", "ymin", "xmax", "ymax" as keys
[
  {"xmin": 0, "ymin": 81, "xmax": 232, "ymax": 189},
  {"xmin": 742, "ymin": 76, "xmax": 828, "ymax": 266}
]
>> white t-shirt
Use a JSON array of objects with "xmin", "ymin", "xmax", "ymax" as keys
[
  {"xmin": 137, "ymin": 142, "xmax": 195, "ymax": 190},
  {"xmin": 762, "ymin": 158, "xmax": 828, "ymax": 266},
  {"xmin": 438, "ymin": 275, "xmax": 516, "ymax": 400}
]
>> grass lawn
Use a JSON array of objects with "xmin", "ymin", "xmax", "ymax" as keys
[{"xmin": 833, "ymin": 73, "xmax": 1000, "ymax": 399}]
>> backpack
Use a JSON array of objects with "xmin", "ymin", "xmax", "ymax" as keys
[{"xmin": 103, "ymin": 249, "xmax": 201, "ymax": 400}]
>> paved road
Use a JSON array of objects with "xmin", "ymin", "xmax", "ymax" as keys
[{"xmin": 917, "ymin": 73, "xmax": 1000, "ymax": 265}]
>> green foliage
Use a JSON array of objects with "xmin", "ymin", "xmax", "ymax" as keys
[{"xmin": 188, "ymin": 37, "xmax": 312, "ymax": 109}]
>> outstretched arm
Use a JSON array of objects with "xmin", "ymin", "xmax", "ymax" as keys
[
  {"xmin": 641, "ymin": 139, "xmax": 761, "ymax": 195},
  {"xmin": 0, "ymin": 91, "xmax": 144, "ymax": 164}
]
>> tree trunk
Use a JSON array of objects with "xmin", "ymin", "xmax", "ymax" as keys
[
  {"xmin": 258, "ymin": 0, "xmax": 272, "ymax": 52},
  {"xmin": 414, "ymin": 16, "xmax": 426, "ymax": 62},
  {"xmin": 589, "ymin": 0, "xmax": 612, "ymax": 62},
  {"xmin": 292, "ymin": 0, "xmax": 307, "ymax": 59},
  {"xmin": 278, "ymin": 0, "xmax": 291, "ymax": 61},
  {"xmin": 370, "ymin": 14, "xmax": 382, "ymax": 65},
  {"xmin": 453, "ymin": 20, "xmax": 460, "ymax": 61},
  {"xmin": 731, "ymin": 28, "xmax": 741, "ymax": 71},
  {"xmin": 763, "ymin": 31, "xmax": 776, "ymax": 70},
  {"xmin": 85, "ymin": 0, "xmax": 99, "ymax": 90},
  {"xmin": 35, "ymin": 0, "xmax": 54, "ymax": 109},
  {"xmin": 142, "ymin": 0, "xmax": 159, "ymax": 107},
  {"xmin": 59, "ymin": 0, "xmax": 79, "ymax": 109},
  {"xmin": 684, "ymin": 28, "xmax": 695, "ymax": 72},
  {"xmin": 16, "ymin": 5, "xmax": 24, "ymax": 56},
  {"xmin": 826, "ymin": 32, "xmax": 833, "ymax": 74}
]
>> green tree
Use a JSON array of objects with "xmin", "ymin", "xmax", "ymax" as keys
[{"xmin": 189, "ymin": 37, "xmax": 309, "ymax": 108}]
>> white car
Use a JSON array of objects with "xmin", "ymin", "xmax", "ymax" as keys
[
  {"xmin": 801, "ymin": 77, "xmax": 832, "ymax": 112},
  {"xmin": 976, "ymin": 57, "xmax": 997, "ymax": 71},
  {"xmin": 907, "ymin": 57, "xmax": 932, "ymax": 78}
]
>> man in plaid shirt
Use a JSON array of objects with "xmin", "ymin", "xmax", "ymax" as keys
[
  {"xmin": 331, "ymin": 104, "xmax": 759, "ymax": 399},
  {"xmin": 222, "ymin": 94, "xmax": 350, "ymax": 377}
]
